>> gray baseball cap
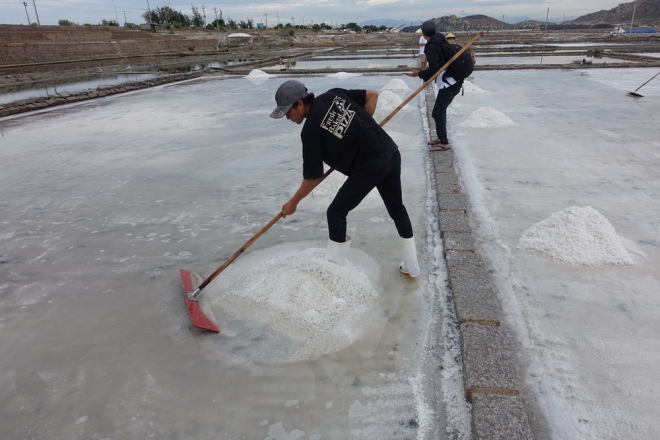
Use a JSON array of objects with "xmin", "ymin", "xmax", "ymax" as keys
[{"xmin": 270, "ymin": 80, "xmax": 309, "ymax": 119}]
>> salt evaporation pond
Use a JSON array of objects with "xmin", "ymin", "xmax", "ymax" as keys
[
  {"xmin": 0, "ymin": 74, "xmax": 457, "ymax": 438},
  {"xmin": 449, "ymin": 68, "xmax": 660, "ymax": 439}
]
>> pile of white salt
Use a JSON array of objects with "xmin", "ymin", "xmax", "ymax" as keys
[
  {"xmin": 519, "ymin": 206, "xmax": 634, "ymax": 266},
  {"xmin": 459, "ymin": 107, "xmax": 516, "ymax": 128},
  {"xmin": 382, "ymin": 78, "xmax": 410, "ymax": 93},
  {"xmin": 206, "ymin": 242, "xmax": 381, "ymax": 363}
]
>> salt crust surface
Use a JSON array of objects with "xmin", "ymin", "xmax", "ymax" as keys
[
  {"xmin": 382, "ymin": 78, "xmax": 410, "ymax": 92},
  {"xmin": 311, "ymin": 170, "xmax": 380, "ymax": 207},
  {"xmin": 459, "ymin": 107, "xmax": 516, "ymax": 128},
  {"xmin": 519, "ymin": 206, "xmax": 634, "ymax": 266},
  {"xmin": 228, "ymin": 33, "xmax": 252, "ymax": 38},
  {"xmin": 206, "ymin": 242, "xmax": 381, "ymax": 363}
]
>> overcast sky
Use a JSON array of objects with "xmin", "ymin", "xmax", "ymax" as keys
[{"xmin": 1, "ymin": 0, "xmax": 625, "ymax": 27}]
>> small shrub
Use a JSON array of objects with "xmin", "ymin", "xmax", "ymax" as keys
[
  {"xmin": 58, "ymin": 19, "xmax": 75, "ymax": 26},
  {"xmin": 188, "ymin": 46, "xmax": 195, "ymax": 51}
]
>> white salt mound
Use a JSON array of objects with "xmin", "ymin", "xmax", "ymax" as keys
[
  {"xmin": 519, "ymin": 206, "xmax": 634, "ymax": 266},
  {"xmin": 462, "ymin": 80, "xmax": 485, "ymax": 95},
  {"xmin": 228, "ymin": 33, "xmax": 252, "ymax": 38},
  {"xmin": 245, "ymin": 69, "xmax": 272, "ymax": 78},
  {"xmin": 312, "ymin": 171, "xmax": 380, "ymax": 207},
  {"xmin": 245, "ymin": 69, "xmax": 273, "ymax": 85},
  {"xmin": 374, "ymin": 90, "xmax": 408, "ymax": 122},
  {"xmin": 383, "ymin": 78, "xmax": 410, "ymax": 92},
  {"xmin": 459, "ymin": 107, "xmax": 516, "ymax": 128},
  {"xmin": 206, "ymin": 242, "xmax": 381, "ymax": 363}
]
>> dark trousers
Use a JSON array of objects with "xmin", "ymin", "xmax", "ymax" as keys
[
  {"xmin": 327, "ymin": 151, "xmax": 413, "ymax": 243},
  {"xmin": 432, "ymin": 82, "xmax": 462, "ymax": 144}
]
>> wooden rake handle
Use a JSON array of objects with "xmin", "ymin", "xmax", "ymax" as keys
[
  {"xmin": 197, "ymin": 31, "xmax": 484, "ymax": 292},
  {"xmin": 633, "ymin": 70, "xmax": 660, "ymax": 93}
]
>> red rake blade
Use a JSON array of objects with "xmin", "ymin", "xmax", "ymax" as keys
[{"xmin": 179, "ymin": 269, "xmax": 220, "ymax": 333}]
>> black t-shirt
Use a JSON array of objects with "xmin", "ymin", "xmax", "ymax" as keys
[{"xmin": 301, "ymin": 88, "xmax": 399, "ymax": 179}]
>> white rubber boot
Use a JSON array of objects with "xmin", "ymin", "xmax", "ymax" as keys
[
  {"xmin": 325, "ymin": 236, "xmax": 352, "ymax": 265},
  {"xmin": 399, "ymin": 237, "xmax": 421, "ymax": 278}
]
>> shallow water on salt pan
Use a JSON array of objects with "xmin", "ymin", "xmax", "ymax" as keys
[{"xmin": 0, "ymin": 75, "xmax": 446, "ymax": 439}]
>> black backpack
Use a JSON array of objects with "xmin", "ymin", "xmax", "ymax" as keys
[{"xmin": 441, "ymin": 43, "xmax": 475, "ymax": 83}]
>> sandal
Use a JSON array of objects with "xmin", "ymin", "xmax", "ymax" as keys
[
  {"xmin": 430, "ymin": 144, "xmax": 451, "ymax": 152},
  {"xmin": 427, "ymin": 139, "xmax": 442, "ymax": 146}
]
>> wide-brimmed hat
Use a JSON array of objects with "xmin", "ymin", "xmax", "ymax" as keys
[{"xmin": 270, "ymin": 80, "xmax": 309, "ymax": 119}]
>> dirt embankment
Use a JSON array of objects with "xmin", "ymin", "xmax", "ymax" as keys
[{"xmin": 0, "ymin": 25, "xmax": 415, "ymax": 67}]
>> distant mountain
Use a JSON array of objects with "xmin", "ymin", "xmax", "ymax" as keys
[
  {"xmin": 503, "ymin": 15, "xmax": 577, "ymax": 24},
  {"xmin": 358, "ymin": 19, "xmax": 411, "ymax": 28},
  {"xmin": 573, "ymin": 0, "xmax": 660, "ymax": 24}
]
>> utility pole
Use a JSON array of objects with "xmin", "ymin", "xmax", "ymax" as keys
[
  {"xmin": 501, "ymin": 14, "xmax": 504, "ymax": 30},
  {"xmin": 265, "ymin": 14, "xmax": 267, "ymax": 29},
  {"xmin": 213, "ymin": 7, "xmax": 218, "ymax": 30},
  {"xmin": 112, "ymin": 0, "xmax": 119, "ymax": 25},
  {"xmin": 630, "ymin": 0, "xmax": 637, "ymax": 33},
  {"xmin": 544, "ymin": 7, "xmax": 550, "ymax": 33},
  {"xmin": 276, "ymin": 11, "xmax": 279, "ymax": 27},
  {"xmin": 202, "ymin": 4, "xmax": 206, "ymax": 26},
  {"xmin": 32, "ymin": 0, "xmax": 41, "ymax": 26},
  {"xmin": 146, "ymin": 0, "xmax": 151, "ymax": 24},
  {"xmin": 292, "ymin": 17, "xmax": 294, "ymax": 27},
  {"xmin": 23, "ymin": 2, "xmax": 31, "ymax": 25},
  {"xmin": 124, "ymin": 10, "xmax": 127, "ymax": 26}
]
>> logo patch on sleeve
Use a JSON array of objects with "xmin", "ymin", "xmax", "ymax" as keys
[{"xmin": 320, "ymin": 97, "xmax": 356, "ymax": 139}]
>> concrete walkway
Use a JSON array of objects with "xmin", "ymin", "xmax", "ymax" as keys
[{"xmin": 425, "ymin": 86, "xmax": 536, "ymax": 439}]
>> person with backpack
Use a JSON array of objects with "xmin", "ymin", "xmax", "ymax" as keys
[{"xmin": 408, "ymin": 20, "xmax": 471, "ymax": 152}]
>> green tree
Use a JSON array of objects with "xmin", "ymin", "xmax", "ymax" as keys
[
  {"xmin": 312, "ymin": 24, "xmax": 321, "ymax": 32},
  {"xmin": 58, "ymin": 19, "xmax": 75, "ymax": 26},
  {"xmin": 101, "ymin": 19, "xmax": 119, "ymax": 26},
  {"xmin": 227, "ymin": 19, "xmax": 237, "ymax": 29},
  {"xmin": 210, "ymin": 18, "xmax": 225, "ymax": 29},
  {"xmin": 190, "ymin": 4, "xmax": 204, "ymax": 27}
]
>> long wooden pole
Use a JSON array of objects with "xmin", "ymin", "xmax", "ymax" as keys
[{"xmin": 191, "ymin": 31, "xmax": 484, "ymax": 297}]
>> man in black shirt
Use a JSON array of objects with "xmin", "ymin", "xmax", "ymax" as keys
[{"xmin": 270, "ymin": 80, "xmax": 420, "ymax": 277}]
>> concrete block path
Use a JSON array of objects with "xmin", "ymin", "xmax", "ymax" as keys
[{"xmin": 425, "ymin": 87, "xmax": 535, "ymax": 440}]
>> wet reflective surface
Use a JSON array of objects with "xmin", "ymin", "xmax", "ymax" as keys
[
  {"xmin": 0, "ymin": 75, "xmax": 448, "ymax": 439},
  {"xmin": 0, "ymin": 73, "xmax": 160, "ymax": 105}
]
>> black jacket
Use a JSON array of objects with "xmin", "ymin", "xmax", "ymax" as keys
[{"xmin": 419, "ymin": 33, "xmax": 457, "ymax": 84}]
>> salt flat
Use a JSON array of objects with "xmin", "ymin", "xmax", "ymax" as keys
[{"xmin": 449, "ymin": 67, "xmax": 660, "ymax": 439}]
